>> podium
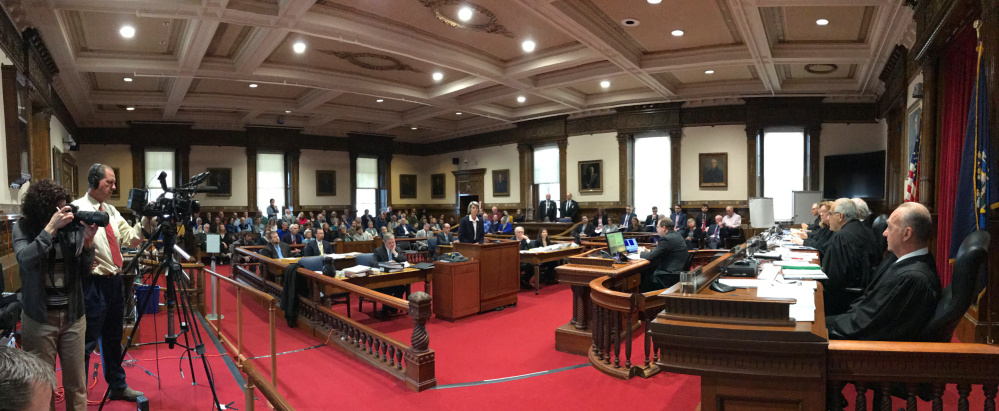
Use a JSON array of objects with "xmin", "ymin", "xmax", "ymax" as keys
[
  {"xmin": 431, "ymin": 260, "xmax": 480, "ymax": 321},
  {"xmin": 453, "ymin": 240, "xmax": 519, "ymax": 311}
]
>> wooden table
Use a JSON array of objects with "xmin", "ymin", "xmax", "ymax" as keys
[
  {"xmin": 520, "ymin": 245, "xmax": 586, "ymax": 294},
  {"xmin": 554, "ymin": 251, "xmax": 649, "ymax": 355}
]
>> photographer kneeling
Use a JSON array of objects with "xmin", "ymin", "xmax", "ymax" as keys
[{"xmin": 14, "ymin": 180, "xmax": 99, "ymax": 410}]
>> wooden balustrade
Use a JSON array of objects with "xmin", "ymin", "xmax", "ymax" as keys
[
  {"xmin": 589, "ymin": 275, "xmax": 666, "ymax": 379},
  {"xmin": 232, "ymin": 247, "xmax": 437, "ymax": 392},
  {"xmin": 827, "ymin": 340, "xmax": 999, "ymax": 411}
]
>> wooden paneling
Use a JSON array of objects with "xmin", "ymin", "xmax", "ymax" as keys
[
  {"xmin": 431, "ymin": 260, "xmax": 480, "ymax": 321},
  {"xmin": 452, "ymin": 241, "xmax": 519, "ymax": 311}
]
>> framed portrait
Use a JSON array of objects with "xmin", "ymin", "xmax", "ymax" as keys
[
  {"xmin": 207, "ymin": 168, "xmax": 232, "ymax": 197},
  {"xmin": 399, "ymin": 174, "xmax": 417, "ymax": 199},
  {"xmin": 905, "ymin": 101, "xmax": 921, "ymax": 170},
  {"xmin": 699, "ymin": 153, "xmax": 727, "ymax": 188},
  {"xmin": 431, "ymin": 173, "xmax": 446, "ymax": 199},
  {"xmin": 60, "ymin": 153, "xmax": 78, "ymax": 198},
  {"xmin": 110, "ymin": 167, "xmax": 121, "ymax": 199},
  {"xmin": 316, "ymin": 170, "xmax": 336, "ymax": 196},
  {"xmin": 492, "ymin": 169, "xmax": 510, "ymax": 197},
  {"xmin": 579, "ymin": 160, "xmax": 603, "ymax": 193}
]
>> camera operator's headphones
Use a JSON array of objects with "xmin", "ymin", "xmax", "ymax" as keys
[{"xmin": 87, "ymin": 163, "xmax": 104, "ymax": 190}]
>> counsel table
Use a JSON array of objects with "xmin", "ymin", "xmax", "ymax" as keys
[{"xmin": 520, "ymin": 245, "xmax": 586, "ymax": 294}]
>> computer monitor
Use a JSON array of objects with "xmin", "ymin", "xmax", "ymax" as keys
[
  {"xmin": 606, "ymin": 231, "xmax": 626, "ymax": 255},
  {"xmin": 624, "ymin": 238, "xmax": 638, "ymax": 253}
]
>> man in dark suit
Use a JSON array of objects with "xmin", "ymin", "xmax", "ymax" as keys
[
  {"xmin": 538, "ymin": 193, "xmax": 557, "ymax": 222},
  {"xmin": 619, "ymin": 205, "xmax": 636, "ymax": 231},
  {"xmin": 281, "ymin": 224, "xmax": 304, "ymax": 246},
  {"xmin": 670, "ymin": 205, "xmax": 687, "ymax": 229},
  {"xmin": 705, "ymin": 215, "xmax": 724, "ymax": 249},
  {"xmin": 561, "ymin": 193, "xmax": 579, "ymax": 222},
  {"xmin": 261, "ymin": 231, "xmax": 292, "ymax": 260},
  {"xmin": 572, "ymin": 215, "xmax": 597, "ymax": 238},
  {"xmin": 395, "ymin": 219, "xmax": 416, "ymax": 237},
  {"xmin": 639, "ymin": 218, "xmax": 688, "ymax": 292},
  {"xmin": 302, "ymin": 228, "xmax": 332, "ymax": 257},
  {"xmin": 644, "ymin": 206, "xmax": 659, "ymax": 229},
  {"xmin": 827, "ymin": 202, "xmax": 940, "ymax": 341},
  {"xmin": 821, "ymin": 198, "xmax": 884, "ymax": 316},
  {"xmin": 694, "ymin": 203, "xmax": 711, "ymax": 233},
  {"xmin": 371, "ymin": 234, "xmax": 408, "ymax": 316},
  {"xmin": 436, "ymin": 223, "xmax": 455, "ymax": 246}
]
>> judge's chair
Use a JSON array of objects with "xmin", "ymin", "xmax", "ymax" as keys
[
  {"xmin": 918, "ymin": 230, "xmax": 990, "ymax": 342},
  {"xmin": 870, "ymin": 214, "xmax": 888, "ymax": 255}
]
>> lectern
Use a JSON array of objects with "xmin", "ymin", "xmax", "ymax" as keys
[{"xmin": 453, "ymin": 240, "xmax": 519, "ymax": 311}]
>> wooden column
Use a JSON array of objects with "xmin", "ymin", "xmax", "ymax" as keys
[
  {"xmin": 176, "ymin": 145, "xmax": 190, "ymax": 187},
  {"xmin": 246, "ymin": 147, "xmax": 257, "ymax": 212},
  {"xmin": 917, "ymin": 59, "xmax": 937, "ymax": 212},
  {"xmin": 28, "ymin": 109, "xmax": 51, "ymax": 183},
  {"xmin": 806, "ymin": 124, "xmax": 822, "ymax": 191},
  {"xmin": 131, "ymin": 144, "xmax": 144, "ymax": 192},
  {"xmin": 517, "ymin": 143, "xmax": 533, "ymax": 220},
  {"xmin": 981, "ymin": 0, "xmax": 999, "ymax": 345},
  {"xmin": 617, "ymin": 133, "xmax": 631, "ymax": 205},
  {"xmin": 557, "ymin": 137, "xmax": 568, "ymax": 201},
  {"xmin": 349, "ymin": 153, "xmax": 358, "ymax": 209},
  {"xmin": 746, "ymin": 127, "xmax": 761, "ymax": 198},
  {"xmin": 669, "ymin": 129, "xmax": 682, "ymax": 205},
  {"xmin": 287, "ymin": 149, "xmax": 300, "ymax": 211}
]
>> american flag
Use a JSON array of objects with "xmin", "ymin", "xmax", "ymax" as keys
[{"xmin": 903, "ymin": 120, "xmax": 921, "ymax": 202}]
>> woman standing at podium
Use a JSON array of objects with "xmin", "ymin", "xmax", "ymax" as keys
[{"xmin": 457, "ymin": 201, "xmax": 484, "ymax": 244}]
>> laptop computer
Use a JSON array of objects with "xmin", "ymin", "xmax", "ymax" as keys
[{"xmin": 624, "ymin": 238, "xmax": 638, "ymax": 253}]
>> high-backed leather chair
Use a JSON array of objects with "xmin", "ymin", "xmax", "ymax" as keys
[
  {"xmin": 918, "ymin": 230, "xmax": 990, "ymax": 342},
  {"xmin": 870, "ymin": 214, "xmax": 888, "ymax": 255}
]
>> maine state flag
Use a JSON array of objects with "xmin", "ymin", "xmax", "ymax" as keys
[{"xmin": 950, "ymin": 42, "xmax": 996, "ymax": 258}]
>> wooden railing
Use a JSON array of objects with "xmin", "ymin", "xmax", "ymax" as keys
[
  {"xmin": 233, "ymin": 247, "xmax": 437, "ymax": 392},
  {"xmin": 827, "ymin": 340, "xmax": 999, "ymax": 411},
  {"xmin": 588, "ymin": 275, "xmax": 666, "ymax": 379}
]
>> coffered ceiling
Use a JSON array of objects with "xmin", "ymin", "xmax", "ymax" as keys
[{"xmin": 2, "ymin": 0, "xmax": 914, "ymax": 143}]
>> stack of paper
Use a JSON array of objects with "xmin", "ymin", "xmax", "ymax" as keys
[
  {"xmin": 343, "ymin": 265, "xmax": 371, "ymax": 278},
  {"xmin": 756, "ymin": 284, "xmax": 816, "ymax": 322},
  {"xmin": 779, "ymin": 263, "xmax": 828, "ymax": 280}
]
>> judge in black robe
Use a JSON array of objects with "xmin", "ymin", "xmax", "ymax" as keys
[
  {"xmin": 821, "ymin": 219, "xmax": 883, "ymax": 315},
  {"xmin": 827, "ymin": 252, "xmax": 940, "ymax": 341},
  {"xmin": 802, "ymin": 225, "xmax": 832, "ymax": 253}
]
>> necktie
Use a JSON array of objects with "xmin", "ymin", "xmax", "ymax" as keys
[
  {"xmin": 702, "ymin": 215, "xmax": 706, "ymax": 231},
  {"xmin": 276, "ymin": 245, "xmax": 283, "ymax": 258},
  {"xmin": 99, "ymin": 204, "xmax": 123, "ymax": 269},
  {"xmin": 318, "ymin": 242, "xmax": 324, "ymax": 255}
]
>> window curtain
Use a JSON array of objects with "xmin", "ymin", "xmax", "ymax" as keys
[{"xmin": 935, "ymin": 27, "xmax": 977, "ymax": 286}]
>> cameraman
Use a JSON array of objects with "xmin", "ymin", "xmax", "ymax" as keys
[
  {"xmin": 14, "ymin": 180, "xmax": 98, "ymax": 410},
  {"xmin": 72, "ymin": 164, "xmax": 145, "ymax": 402}
]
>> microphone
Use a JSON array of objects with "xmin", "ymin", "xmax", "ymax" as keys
[{"xmin": 157, "ymin": 171, "xmax": 168, "ymax": 191}]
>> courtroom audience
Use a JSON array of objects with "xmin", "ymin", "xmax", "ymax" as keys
[
  {"xmin": 694, "ymin": 203, "xmax": 711, "ymax": 233},
  {"xmin": 670, "ymin": 204, "xmax": 687, "ymax": 229},
  {"xmin": 826, "ymin": 202, "xmax": 940, "ymax": 341},
  {"xmin": 593, "ymin": 208, "xmax": 609, "ymax": 231},
  {"xmin": 645, "ymin": 206, "xmax": 660, "ymax": 232},
  {"xmin": 436, "ymin": 223, "xmax": 455, "ymax": 246},
  {"xmin": 513, "ymin": 209, "xmax": 526, "ymax": 223},
  {"xmin": 261, "ymin": 231, "xmax": 292, "ymax": 261},
  {"xmin": 282, "ymin": 224, "xmax": 304, "ymax": 246},
  {"xmin": 415, "ymin": 223, "xmax": 433, "ymax": 251},
  {"xmin": 682, "ymin": 218, "xmax": 704, "ymax": 250},
  {"xmin": 721, "ymin": 206, "xmax": 742, "ymax": 238},
  {"xmin": 619, "ymin": 205, "xmax": 637, "ymax": 231},
  {"xmin": 630, "ymin": 216, "xmax": 644, "ymax": 233},
  {"xmin": 302, "ymin": 228, "xmax": 332, "ymax": 257},
  {"xmin": 705, "ymin": 215, "xmax": 724, "ymax": 249},
  {"xmin": 364, "ymin": 221, "xmax": 378, "ymax": 238},
  {"xmin": 639, "ymin": 218, "xmax": 688, "ymax": 292},
  {"xmin": 497, "ymin": 216, "xmax": 513, "ymax": 234},
  {"xmin": 820, "ymin": 198, "xmax": 883, "ymax": 316},
  {"xmin": 573, "ymin": 216, "xmax": 596, "ymax": 239},
  {"xmin": 338, "ymin": 225, "xmax": 352, "ymax": 241}
]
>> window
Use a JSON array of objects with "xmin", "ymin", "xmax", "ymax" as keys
[
  {"xmin": 257, "ymin": 153, "xmax": 285, "ymax": 214},
  {"xmin": 534, "ymin": 145, "xmax": 559, "ymax": 208},
  {"xmin": 143, "ymin": 149, "xmax": 174, "ymax": 200},
  {"xmin": 356, "ymin": 157, "xmax": 378, "ymax": 216},
  {"xmin": 762, "ymin": 130, "xmax": 805, "ymax": 221},
  {"xmin": 634, "ymin": 136, "xmax": 671, "ymax": 218}
]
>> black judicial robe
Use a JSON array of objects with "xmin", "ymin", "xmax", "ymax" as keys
[
  {"xmin": 821, "ymin": 220, "xmax": 884, "ymax": 315},
  {"xmin": 826, "ymin": 253, "xmax": 940, "ymax": 341}
]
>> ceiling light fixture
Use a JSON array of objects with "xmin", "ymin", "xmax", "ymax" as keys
[
  {"xmin": 705, "ymin": 70, "xmax": 715, "ymax": 74},
  {"xmin": 456, "ymin": 112, "xmax": 462, "ymax": 115},
  {"xmin": 123, "ymin": 77, "xmax": 133, "ymax": 82},
  {"xmin": 621, "ymin": 18, "xmax": 640, "ymax": 27},
  {"xmin": 432, "ymin": 72, "xmax": 444, "ymax": 81},
  {"xmin": 411, "ymin": 126, "xmax": 418, "ymax": 130},
  {"xmin": 249, "ymin": 83, "xmax": 258, "ymax": 88},
  {"xmin": 285, "ymin": 110, "xmax": 291, "ymax": 113},
  {"xmin": 600, "ymin": 80, "xmax": 611, "ymax": 88},
  {"xmin": 126, "ymin": 107, "xmax": 135, "ymax": 111},
  {"xmin": 648, "ymin": 0, "xmax": 662, "ymax": 3},
  {"xmin": 376, "ymin": 99, "xmax": 384, "ymax": 103},
  {"xmin": 517, "ymin": 96, "xmax": 526, "ymax": 103},
  {"xmin": 671, "ymin": 29, "xmax": 684, "ymax": 37},
  {"xmin": 293, "ymin": 41, "xmax": 306, "ymax": 54},
  {"xmin": 816, "ymin": 19, "xmax": 829, "ymax": 26},
  {"xmin": 119, "ymin": 25, "xmax": 135, "ymax": 38},
  {"xmin": 458, "ymin": 6, "xmax": 473, "ymax": 22},
  {"xmin": 521, "ymin": 40, "xmax": 536, "ymax": 53}
]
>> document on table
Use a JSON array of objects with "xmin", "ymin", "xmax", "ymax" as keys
[{"xmin": 756, "ymin": 284, "xmax": 816, "ymax": 322}]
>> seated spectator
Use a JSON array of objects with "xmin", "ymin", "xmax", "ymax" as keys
[
  {"xmin": 415, "ymin": 223, "xmax": 434, "ymax": 251},
  {"xmin": 497, "ymin": 216, "xmax": 513, "ymax": 234},
  {"xmin": 721, "ymin": 206, "xmax": 742, "ymax": 238},
  {"xmin": 512, "ymin": 209, "xmax": 526, "ymax": 223},
  {"xmin": 682, "ymin": 218, "xmax": 704, "ymax": 249}
]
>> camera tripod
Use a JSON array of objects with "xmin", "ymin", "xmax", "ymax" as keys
[{"xmin": 98, "ymin": 221, "xmax": 221, "ymax": 410}]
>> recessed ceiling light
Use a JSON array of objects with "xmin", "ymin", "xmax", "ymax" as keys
[
  {"xmin": 432, "ymin": 72, "xmax": 444, "ymax": 81},
  {"xmin": 285, "ymin": 110, "xmax": 291, "ymax": 113},
  {"xmin": 292, "ymin": 41, "xmax": 306, "ymax": 54},
  {"xmin": 455, "ymin": 112, "xmax": 462, "ymax": 115},
  {"xmin": 521, "ymin": 40, "xmax": 536, "ymax": 53},
  {"xmin": 119, "ymin": 25, "xmax": 135, "ymax": 38},
  {"xmin": 705, "ymin": 70, "xmax": 715, "ymax": 74},
  {"xmin": 376, "ymin": 99, "xmax": 384, "ymax": 103},
  {"xmin": 600, "ymin": 80, "xmax": 611, "ymax": 88},
  {"xmin": 621, "ymin": 18, "xmax": 640, "ymax": 27},
  {"xmin": 458, "ymin": 6, "xmax": 473, "ymax": 22},
  {"xmin": 411, "ymin": 126, "xmax": 418, "ymax": 130},
  {"xmin": 648, "ymin": 0, "xmax": 662, "ymax": 3},
  {"xmin": 123, "ymin": 77, "xmax": 133, "ymax": 82},
  {"xmin": 517, "ymin": 96, "xmax": 526, "ymax": 103},
  {"xmin": 126, "ymin": 107, "xmax": 135, "ymax": 111},
  {"xmin": 249, "ymin": 83, "xmax": 258, "ymax": 88},
  {"xmin": 671, "ymin": 30, "xmax": 684, "ymax": 37},
  {"xmin": 816, "ymin": 19, "xmax": 829, "ymax": 26}
]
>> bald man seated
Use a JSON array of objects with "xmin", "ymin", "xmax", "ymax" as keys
[{"xmin": 826, "ymin": 202, "xmax": 941, "ymax": 341}]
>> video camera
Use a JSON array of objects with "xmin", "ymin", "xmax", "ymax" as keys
[
  {"xmin": 68, "ymin": 204, "xmax": 109, "ymax": 227},
  {"xmin": 127, "ymin": 171, "xmax": 209, "ymax": 222}
]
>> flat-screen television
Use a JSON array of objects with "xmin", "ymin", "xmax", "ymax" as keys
[{"xmin": 823, "ymin": 150, "xmax": 885, "ymax": 199}]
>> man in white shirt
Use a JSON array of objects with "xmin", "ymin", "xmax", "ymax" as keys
[
  {"xmin": 721, "ymin": 206, "xmax": 742, "ymax": 238},
  {"xmin": 73, "ymin": 164, "xmax": 145, "ymax": 402}
]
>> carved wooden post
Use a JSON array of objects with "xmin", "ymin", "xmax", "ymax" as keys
[
  {"xmin": 669, "ymin": 129, "xmax": 682, "ymax": 205},
  {"xmin": 617, "ymin": 133, "xmax": 631, "ymax": 205},
  {"xmin": 746, "ymin": 127, "xmax": 761, "ymax": 198},
  {"xmin": 176, "ymin": 145, "xmax": 191, "ymax": 187},
  {"xmin": 557, "ymin": 137, "xmax": 568, "ymax": 201},
  {"xmin": 917, "ymin": 59, "xmax": 937, "ymax": 211},
  {"xmin": 246, "ymin": 147, "xmax": 257, "ymax": 212},
  {"xmin": 405, "ymin": 291, "xmax": 436, "ymax": 392},
  {"xmin": 29, "ymin": 109, "xmax": 51, "ymax": 183},
  {"xmin": 131, "ymin": 144, "xmax": 145, "ymax": 192},
  {"xmin": 806, "ymin": 124, "xmax": 822, "ymax": 191},
  {"xmin": 287, "ymin": 149, "xmax": 301, "ymax": 211},
  {"xmin": 518, "ymin": 143, "xmax": 534, "ymax": 220}
]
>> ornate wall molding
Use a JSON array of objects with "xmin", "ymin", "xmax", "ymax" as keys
[
  {"xmin": 319, "ymin": 50, "xmax": 421, "ymax": 72},
  {"xmin": 418, "ymin": 0, "xmax": 514, "ymax": 38}
]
